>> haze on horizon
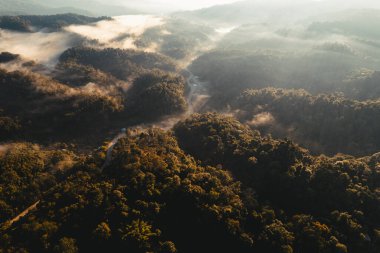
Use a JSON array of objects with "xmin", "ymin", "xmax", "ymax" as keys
[
  {"xmin": 19, "ymin": 0, "xmax": 380, "ymax": 15},
  {"xmin": 2, "ymin": 0, "xmax": 380, "ymax": 16},
  {"xmin": 111, "ymin": 0, "xmax": 380, "ymax": 12}
]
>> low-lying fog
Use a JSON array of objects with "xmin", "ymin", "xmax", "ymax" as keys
[
  {"xmin": 0, "ymin": 14, "xmax": 234, "ymax": 68},
  {"xmin": 1, "ymin": 0, "xmax": 380, "ymax": 75},
  {"xmin": 0, "ymin": 29, "xmax": 75, "ymax": 66},
  {"xmin": 65, "ymin": 15, "xmax": 163, "ymax": 49},
  {"xmin": 0, "ymin": 15, "xmax": 166, "ymax": 66}
]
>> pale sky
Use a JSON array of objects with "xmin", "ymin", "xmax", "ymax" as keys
[
  {"xmin": 144, "ymin": 0, "xmax": 240, "ymax": 9},
  {"xmin": 104, "ymin": 0, "xmax": 380, "ymax": 13},
  {"xmin": 115, "ymin": 0, "xmax": 241, "ymax": 12}
]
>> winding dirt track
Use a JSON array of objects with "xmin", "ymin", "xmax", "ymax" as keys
[
  {"xmin": 8, "ymin": 201, "xmax": 40, "ymax": 225},
  {"xmin": 101, "ymin": 132, "xmax": 127, "ymax": 170},
  {"xmin": 1, "ymin": 201, "xmax": 40, "ymax": 230}
]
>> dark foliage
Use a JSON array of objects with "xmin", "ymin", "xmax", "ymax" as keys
[
  {"xmin": 59, "ymin": 47, "xmax": 178, "ymax": 81},
  {"xmin": 190, "ymin": 49, "xmax": 366, "ymax": 108},
  {"xmin": 0, "ymin": 130, "xmax": 251, "ymax": 253},
  {"xmin": 0, "ymin": 143, "xmax": 77, "ymax": 223},
  {"xmin": 125, "ymin": 70, "xmax": 188, "ymax": 120},
  {"xmin": 0, "ymin": 52, "xmax": 20, "ymax": 63},
  {"xmin": 53, "ymin": 61, "xmax": 122, "ymax": 88},
  {"xmin": 2, "ymin": 116, "xmax": 380, "ymax": 253},
  {"xmin": 174, "ymin": 113, "xmax": 380, "ymax": 253},
  {"xmin": 0, "ymin": 69, "xmax": 123, "ymax": 142},
  {"xmin": 232, "ymin": 88, "xmax": 380, "ymax": 155}
]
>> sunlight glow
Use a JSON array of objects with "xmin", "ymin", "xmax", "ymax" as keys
[{"xmin": 125, "ymin": 0, "xmax": 241, "ymax": 11}]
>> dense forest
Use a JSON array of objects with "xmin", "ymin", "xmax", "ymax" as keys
[
  {"xmin": 0, "ymin": 68, "xmax": 122, "ymax": 143},
  {"xmin": 1, "ymin": 2, "xmax": 380, "ymax": 252},
  {"xmin": 1, "ymin": 114, "xmax": 380, "ymax": 253},
  {"xmin": 59, "ymin": 47, "xmax": 178, "ymax": 81},
  {"xmin": 190, "ymin": 49, "xmax": 380, "ymax": 103},
  {"xmin": 231, "ymin": 88, "xmax": 380, "ymax": 155},
  {"xmin": 0, "ymin": 60, "xmax": 186, "ymax": 144}
]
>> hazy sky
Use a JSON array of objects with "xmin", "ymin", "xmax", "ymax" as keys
[
  {"xmin": 114, "ymin": 0, "xmax": 241, "ymax": 12},
  {"xmin": 112, "ymin": 0, "xmax": 380, "ymax": 12},
  {"xmin": 30, "ymin": 0, "xmax": 380, "ymax": 15},
  {"xmin": 142, "ymin": 0, "xmax": 240, "ymax": 9}
]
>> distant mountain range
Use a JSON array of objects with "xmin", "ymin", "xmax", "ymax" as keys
[
  {"xmin": 0, "ymin": 0, "xmax": 141, "ymax": 16},
  {"xmin": 175, "ymin": 0, "xmax": 380, "ymax": 25}
]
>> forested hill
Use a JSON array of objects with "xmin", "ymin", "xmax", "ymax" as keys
[
  {"xmin": 0, "ymin": 14, "xmax": 110, "ymax": 32},
  {"xmin": 231, "ymin": 88, "xmax": 380, "ymax": 156},
  {"xmin": 0, "ymin": 0, "xmax": 90, "ymax": 16},
  {"xmin": 1, "ymin": 113, "xmax": 380, "ymax": 253},
  {"xmin": 0, "ymin": 0, "xmax": 139, "ymax": 16}
]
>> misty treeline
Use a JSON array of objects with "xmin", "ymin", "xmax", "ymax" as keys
[
  {"xmin": 186, "ymin": 8, "xmax": 380, "ymax": 156},
  {"xmin": 135, "ymin": 18, "xmax": 215, "ymax": 60},
  {"xmin": 1, "ymin": 113, "xmax": 380, "ymax": 253},
  {"xmin": 189, "ymin": 48, "xmax": 380, "ymax": 155},
  {"xmin": 231, "ymin": 88, "xmax": 380, "ymax": 156},
  {"xmin": 59, "ymin": 47, "xmax": 178, "ymax": 81},
  {"xmin": 0, "ymin": 14, "xmax": 110, "ymax": 32},
  {"xmin": 0, "ymin": 52, "xmax": 19, "ymax": 63},
  {"xmin": 191, "ymin": 49, "xmax": 380, "ymax": 101},
  {"xmin": 0, "ymin": 46, "xmax": 188, "ymax": 145}
]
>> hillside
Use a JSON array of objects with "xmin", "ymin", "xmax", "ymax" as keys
[
  {"xmin": 0, "ymin": 69, "xmax": 123, "ymax": 142},
  {"xmin": 0, "ymin": 0, "xmax": 140, "ymax": 16},
  {"xmin": 59, "ymin": 47, "xmax": 178, "ymax": 81},
  {"xmin": 232, "ymin": 88, "xmax": 380, "ymax": 155},
  {"xmin": 1, "ymin": 114, "xmax": 380, "ymax": 252},
  {"xmin": 0, "ymin": 14, "xmax": 110, "ymax": 32},
  {"xmin": 0, "ymin": 0, "xmax": 91, "ymax": 16}
]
